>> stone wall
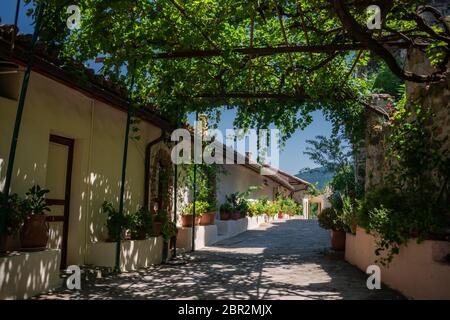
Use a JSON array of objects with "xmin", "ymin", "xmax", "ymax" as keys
[
  {"xmin": 364, "ymin": 94, "xmax": 391, "ymax": 191},
  {"xmin": 404, "ymin": 49, "xmax": 450, "ymax": 203},
  {"xmin": 406, "ymin": 48, "xmax": 450, "ymax": 162},
  {"xmin": 364, "ymin": 49, "xmax": 450, "ymax": 194}
]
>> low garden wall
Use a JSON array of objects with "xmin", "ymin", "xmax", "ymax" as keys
[
  {"xmin": 345, "ymin": 226, "xmax": 450, "ymax": 300},
  {"xmin": 216, "ymin": 215, "xmax": 269, "ymax": 238},
  {"xmin": 86, "ymin": 236, "xmax": 164, "ymax": 271},
  {"xmin": 0, "ymin": 249, "xmax": 62, "ymax": 299},
  {"xmin": 177, "ymin": 224, "xmax": 218, "ymax": 250},
  {"xmin": 177, "ymin": 215, "xmax": 271, "ymax": 251}
]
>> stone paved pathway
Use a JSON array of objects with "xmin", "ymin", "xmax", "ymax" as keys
[{"xmin": 36, "ymin": 219, "xmax": 403, "ymax": 300}]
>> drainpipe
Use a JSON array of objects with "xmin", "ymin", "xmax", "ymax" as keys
[
  {"xmin": 192, "ymin": 162, "xmax": 197, "ymax": 252},
  {"xmin": 191, "ymin": 112, "xmax": 199, "ymax": 252},
  {"xmin": 1, "ymin": 3, "xmax": 45, "ymax": 242},
  {"xmin": 144, "ymin": 131, "xmax": 165, "ymax": 209},
  {"xmin": 10, "ymin": 0, "xmax": 20, "ymax": 54},
  {"xmin": 115, "ymin": 73, "xmax": 136, "ymax": 273},
  {"xmin": 172, "ymin": 114, "xmax": 182, "ymax": 258},
  {"xmin": 172, "ymin": 164, "xmax": 178, "ymax": 258}
]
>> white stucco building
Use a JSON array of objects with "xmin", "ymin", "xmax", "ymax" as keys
[{"xmin": 0, "ymin": 27, "xmax": 311, "ymax": 298}]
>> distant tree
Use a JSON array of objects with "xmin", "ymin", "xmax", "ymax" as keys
[
  {"xmin": 304, "ymin": 134, "xmax": 352, "ymax": 174},
  {"xmin": 304, "ymin": 134, "xmax": 356, "ymax": 201},
  {"xmin": 306, "ymin": 183, "xmax": 321, "ymax": 197}
]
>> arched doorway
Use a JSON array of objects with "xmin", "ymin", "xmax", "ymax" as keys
[{"xmin": 150, "ymin": 148, "xmax": 174, "ymax": 219}]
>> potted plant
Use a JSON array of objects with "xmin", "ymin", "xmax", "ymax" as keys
[
  {"xmin": 277, "ymin": 210, "xmax": 284, "ymax": 219},
  {"xmin": 159, "ymin": 213, "xmax": 177, "ymax": 262},
  {"xmin": 341, "ymin": 195, "xmax": 358, "ymax": 234},
  {"xmin": 284, "ymin": 198, "xmax": 298, "ymax": 218},
  {"xmin": 277, "ymin": 198, "xmax": 284, "ymax": 219},
  {"xmin": 236, "ymin": 198, "xmax": 249, "ymax": 219},
  {"xmin": 0, "ymin": 192, "xmax": 26, "ymax": 252},
  {"xmin": 225, "ymin": 192, "xmax": 249, "ymax": 220},
  {"xmin": 248, "ymin": 201, "xmax": 259, "ymax": 218},
  {"xmin": 219, "ymin": 202, "xmax": 233, "ymax": 220},
  {"xmin": 230, "ymin": 211, "xmax": 241, "ymax": 220},
  {"xmin": 152, "ymin": 210, "xmax": 168, "ymax": 236},
  {"xmin": 128, "ymin": 207, "xmax": 153, "ymax": 240},
  {"xmin": 252, "ymin": 199, "xmax": 269, "ymax": 220},
  {"xmin": 181, "ymin": 201, "xmax": 207, "ymax": 227},
  {"xmin": 318, "ymin": 207, "xmax": 347, "ymax": 251},
  {"xmin": 294, "ymin": 202, "xmax": 303, "ymax": 217},
  {"xmin": 20, "ymin": 185, "xmax": 51, "ymax": 250},
  {"xmin": 102, "ymin": 201, "xmax": 127, "ymax": 242},
  {"xmin": 266, "ymin": 201, "xmax": 280, "ymax": 219},
  {"xmin": 277, "ymin": 198, "xmax": 292, "ymax": 219},
  {"xmin": 200, "ymin": 201, "xmax": 217, "ymax": 226}
]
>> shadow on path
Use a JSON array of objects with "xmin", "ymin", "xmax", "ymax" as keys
[{"xmin": 36, "ymin": 219, "xmax": 404, "ymax": 300}]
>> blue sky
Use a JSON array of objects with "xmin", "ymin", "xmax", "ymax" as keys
[
  {"xmin": 1, "ymin": 0, "xmax": 333, "ymax": 175},
  {"xmin": 188, "ymin": 109, "xmax": 332, "ymax": 175},
  {"xmin": 1, "ymin": 0, "xmax": 35, "ymax": 34}
]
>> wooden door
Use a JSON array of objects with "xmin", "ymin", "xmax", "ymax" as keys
[{"xmin": 45, "ymin": 134, "xmax": 74, "ymax": 269}]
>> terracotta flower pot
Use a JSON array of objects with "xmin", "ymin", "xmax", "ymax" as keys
[
  {"xmin": 220, "ymin": 212, "xmax": 231, "ymax": 221},
  {"xmin": 20, "ymin": 215, "xmax": 49, "ymax": 250},
  {"xmin": 231, "ymin": 212, "xmax": 241, "ymax": 220},
  {"xmin": 181, "ymin": 215, "xmax": 200, "ymax": 227},
  {"xmin": 331, "ymin": 230, "xmax": 346, "ymax": 251},
  {"xmin": 200, "ymin": 212, "xmax": 216, "ymax": 226}
]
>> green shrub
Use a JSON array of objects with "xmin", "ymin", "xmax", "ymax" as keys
[
  {"xmin": 356, "ymin": 187, "xmax": 448, "ymax": 265},
  {"xmin": 266, "ymin": 201, "xmax": 280, "ymax": 218},
  {"xmin": 161, "ymin": 220, "xmax": 177, "ymax": 242},
  {"xmin": 318, "ymin": 207, "xmax": 346, "ymax": 232},
  {"xmin": 183, "ymin": 201, "xmax": 209, "ymax": 216},
  {"xmin": 127, "ymin": 207, "xmax": 153, "ymax": 240},
  {"xmin": 279, "ymin": 198, "xmax": 298, "ymax": 215},
  {"xmin": 0, "ymin": 192, "xmax": 27, "ymax": 236},
  {"xmin": 295, "ymin": 203, "xmax": 303, "ymax": 215},
  {"xmin": 236, "ymin": 198, "xmax": 249, "ymax": 215},
  {"xmin": 219, "ymin": 202, "xmax": 234, "ymax": 213},
  {"xmin": 356, "ymin": 187, "xmax": 405, "ymax": 229},
  {"xmin": 207, "ymin": 199, "xmax": 218, "ymax": 213},
  {"xmin": 23, "ymin": 185, "xmax": 51, "ymax": 215},
  {"xmin": 340, "ymin": 195, "xmax": 358, "ymax": 234},
  {"xmin": 248, "ymin": 200, "xmax": 265, "ymax": 216},
  {"xmin": 102, "ymin": 201, "xmax": 125, "ymax": 242}
]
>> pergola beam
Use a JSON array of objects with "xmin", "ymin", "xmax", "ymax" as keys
[
  {"xmin": 151, "ymin": 42, "xmax": 423, "ymax": 60},
  {"xmin": 152, "ymin": 43, "xmax": 366, "ymax": 59},
  {"xmin": 197, "ymin": 92, "xmax": 308, "ymax": 101}
]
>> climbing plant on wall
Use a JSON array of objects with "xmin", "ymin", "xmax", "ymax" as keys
[
  {"xmin": 183, "ymin": 164, "xmax": 225, "ymax": 212},
  {"xmin": 150, "ymin": 148, "xmax": 174, "ymax": 217},
  {"xmin": 357, "ymin": 98, "xmax": 450, "ymax": 265}
]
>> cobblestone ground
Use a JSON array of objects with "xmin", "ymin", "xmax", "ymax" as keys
[{"xmin": 36, "ymin": 219, "xmax": 404, "ymax": 300}]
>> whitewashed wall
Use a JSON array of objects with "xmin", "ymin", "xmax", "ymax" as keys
[{"xmin": 0, "ymin": 70, "xmax": 162, "ymax": 266}]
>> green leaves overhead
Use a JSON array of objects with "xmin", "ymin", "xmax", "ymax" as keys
[{"xmin": 26, "ymin": 0, "xmax": 448, "ymax": 142}]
